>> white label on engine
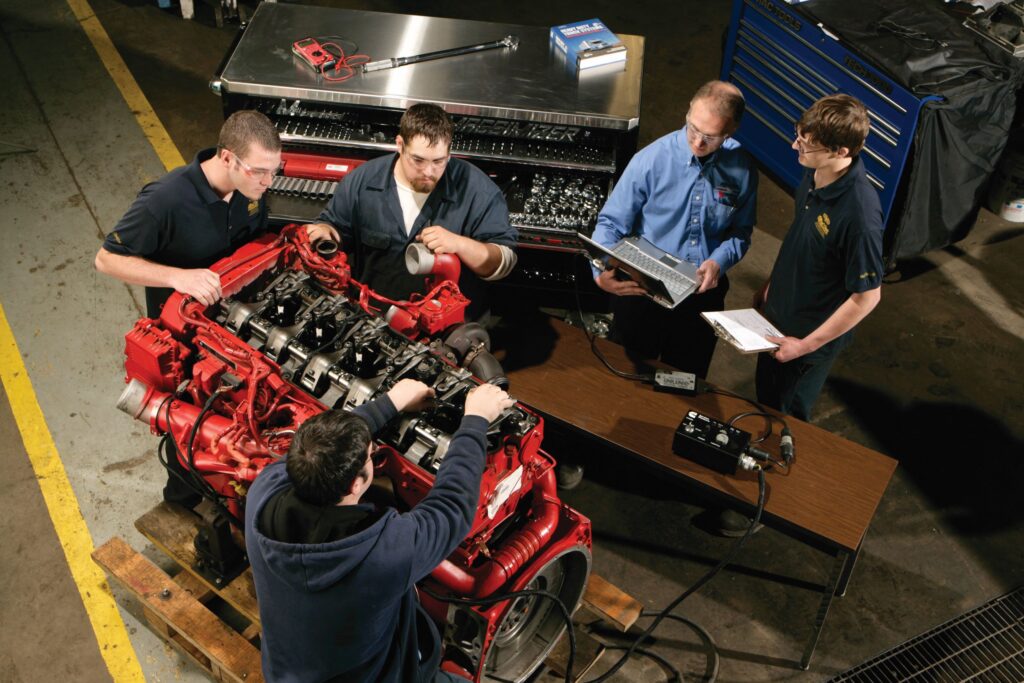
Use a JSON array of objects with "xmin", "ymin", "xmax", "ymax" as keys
[
  {"xmin": 487, "ymin": 466, "xmax": 524, "ymax": 519},
  {"xmin": 325, "ymin": 164, "xmax": 350, "ymax": 173}
]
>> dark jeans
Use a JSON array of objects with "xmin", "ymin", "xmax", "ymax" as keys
[
  {"xmin": 755, "ymin": 350, "xmax": 838, "ymax": 422},
  {"xmin": 610, "ymin": 276, "xmax": 729, "ymax": 379}
]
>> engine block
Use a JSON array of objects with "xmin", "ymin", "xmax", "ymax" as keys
[{"xmin": 116, "ymin": 225, "xmax": 591, "ymax": 682}]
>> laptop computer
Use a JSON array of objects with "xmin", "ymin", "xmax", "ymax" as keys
[{"xmin": 577, "ymin": 233, "xmax": 700, "ymax": 309}]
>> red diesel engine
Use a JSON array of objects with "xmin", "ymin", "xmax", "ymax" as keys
[{"xmin": 114, "ymin": 225, "xmax": 592, "ymax": 682}]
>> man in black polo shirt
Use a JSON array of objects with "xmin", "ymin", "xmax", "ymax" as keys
[
  {"xmin": 95, "ymin": 110, "xmax": 337, "ymax": 319},
  {"xmin": 755, "ymin": 94, "xmax": 884, "ymax": 421},
  {"xmin": 306, "ymin": 103, "xmax": 517, "ymax": 320},
  {"xmin": 96, "ymin": 110, "xmax": 336, "ymax": 506}
]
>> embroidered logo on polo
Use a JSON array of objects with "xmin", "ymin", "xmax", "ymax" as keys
[
  {"xmin": 247, "ymin": 200, "xmax": 259, "ymax": 216},
  {"xmin": 814, "ymin": 213, "xmax": 830, "ymax": 238},
  {"xmin": 858, "ymin": 271, "xmax": 877, "ymax": 280}
]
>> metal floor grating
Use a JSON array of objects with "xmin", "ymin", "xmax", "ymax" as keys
[{"xmin": 829, "ymin": 587, "xmax": 1024, "ymax": 682}]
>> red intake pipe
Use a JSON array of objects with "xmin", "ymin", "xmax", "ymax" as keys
[
  {"xmin": 429, "ymin": 468, "xmax": 561, "ymax": 597},
  {"xmin": 405, "ymin": 242, "xmax": 461, "ymax": 289},
  {"xmin": 116, "ymin": 379, "xmax": 265, "ymax": 463}
]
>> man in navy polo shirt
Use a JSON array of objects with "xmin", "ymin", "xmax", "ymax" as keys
[
  {"xmin": 755, "ymin": 94, "xmax": 884, "ymax": 421},
  {"xmin": 95, "ymin": 110, "xmax": 336, "ymax": 319},
  {"xmin": 591, "ymin": 80, "xmax": 758, "ymax": 379},
  {"xmin": 306, "ymin": 103, "xmax": 517, "ymax": 320},
  {"xmin": 96, "ymin": 110, "xmax": 336, "ymax": 506}
]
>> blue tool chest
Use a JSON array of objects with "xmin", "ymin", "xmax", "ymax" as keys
[{"xmin": 720, "ymin": 0, "xmax": 938, "ymax": 228}]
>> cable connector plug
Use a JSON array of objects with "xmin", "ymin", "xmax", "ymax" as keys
[
  {"xmin": 780, "ymin": 428, "xmax": 794, "ymax": 464},
  {"xmin": 746, "ymin": 445, "xmax": 771, "ymax": 462},
  {"xmin": 737, "ymin": 454, "xmax": 759, "ymax": 471}
]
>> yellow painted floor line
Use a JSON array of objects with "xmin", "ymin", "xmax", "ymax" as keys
[
  {"xmin": 14, "ymin": 0, "xmax": 189, "ymax": 677},
  {"xmin": 65, "ymin": 0, "xmax": 186, "ymax": 173},
  {"xmin": 8, "ymin": 0, "xmax": 193, "ymax": 677},
  {"xmin": 0, "ymin": 303, "xmax": 146, "ymax": 682}
]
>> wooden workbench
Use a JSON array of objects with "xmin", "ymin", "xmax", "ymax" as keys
[{"xmin": 499, "ymin": 317, "xmax": 898, "ymax": 668}]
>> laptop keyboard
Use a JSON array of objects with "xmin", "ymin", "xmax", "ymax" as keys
[{"xmin": 616, "ymin": 243, "xmax": 698, "ymax": 297}]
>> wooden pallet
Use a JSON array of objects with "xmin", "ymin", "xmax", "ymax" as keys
[
  {"xmin": 93, "ymin": 536, "xmax": 262, "ymax": 683},
  {"xmin": 93, "ymin": 502, "xmax": 642, "ymax": 683},
  {"xmin": 545, "ymin": 573, "xmax": 644, "ymax": 681}
]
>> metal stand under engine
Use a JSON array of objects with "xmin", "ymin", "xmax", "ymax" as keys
[{"xmin": 115, "ymin": 225, "xmax": 592, "ymax": 682}]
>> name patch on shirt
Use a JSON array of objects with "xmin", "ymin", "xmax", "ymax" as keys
[
  {"xmin": 714, "ymin": 185, "xmax": 738, "ymax": 207},
  {"xmin": 248, "ymin": 200, "xmax": 259, "ymax": 216},
  {"xmin": 815, "ymin": 213, "xmax": 830, "ymax": 238}
]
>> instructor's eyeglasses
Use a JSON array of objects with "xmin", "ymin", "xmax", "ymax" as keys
[
  {"xmin": 228, "ymin": 150, "xmax": 282, "ymax": 179},
  {"xmin": 685, "ymin": 117, "xmax": 729, "ymax": 145}
]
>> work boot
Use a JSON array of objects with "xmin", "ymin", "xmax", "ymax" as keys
[
  {"xmin": 555, "ymin": 462, "xmax": 585, "ymax": 490},
  {"xmin": 715, "ymin": 508, "xmax": 763, "ymax": 538},
  {"xmin": 163, "ymin": 476, "xmax": 203, "ymax": 511}
]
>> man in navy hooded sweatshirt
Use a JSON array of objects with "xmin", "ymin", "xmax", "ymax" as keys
[{"xmin": 245, "ymin": 379, "xmax": 514, "ymax": 682}]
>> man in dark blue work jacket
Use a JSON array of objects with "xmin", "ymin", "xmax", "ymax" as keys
[
  {"xmin": 307, "ymin": 103, "xmax": 518, "ymax": 319},
  {"xmin": 245, "ymin": 380, "xmax": 514, "ymax": 683}
]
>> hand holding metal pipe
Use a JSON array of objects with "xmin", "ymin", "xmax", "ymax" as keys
[{"xmin": 362, "ymin": 34, "xmax": 519, "ymax": 73}]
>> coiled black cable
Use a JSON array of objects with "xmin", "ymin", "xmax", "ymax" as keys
[{"xmin": 587, "ymin": 468, "xmax": 767, "ymax": 682}]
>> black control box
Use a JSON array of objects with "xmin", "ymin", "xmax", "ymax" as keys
[{"xmin": 672, "ymin": 410, "xmax": 751, "ymax": 475}]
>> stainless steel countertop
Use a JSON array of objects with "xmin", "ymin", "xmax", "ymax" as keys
[{"xmin": 218, "ymin": 4, "xmax": 643, "ymax": 130}]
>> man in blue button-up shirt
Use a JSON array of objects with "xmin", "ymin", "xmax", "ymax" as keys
[{"xmin": 592, "ymin": 80, "xmax": 758, "ymax": 378}]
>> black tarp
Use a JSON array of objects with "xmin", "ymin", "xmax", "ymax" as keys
[{"xmin": 801, "ymin": 0, "xmax": 1024, "ymax": 264}]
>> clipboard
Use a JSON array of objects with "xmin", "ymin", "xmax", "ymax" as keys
[{"xmin": 701, "ymin": 309, "xmax": 782, "ymax": 354}]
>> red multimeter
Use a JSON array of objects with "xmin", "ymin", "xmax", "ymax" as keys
[{"xmin": 292, "ymin": 38, "xmax": 337, "ymax": 73}]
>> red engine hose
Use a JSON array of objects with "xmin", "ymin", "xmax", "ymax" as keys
[
  {"xmin": 118, "ymin": 380, "xmax": 266, "ymax": 462},
  {"xmin": 430, "ymin": 253, "xmax": 461, "ymax": 288},
  {"xmin": 406, "ymin": 242, "xmax": 461, "ymax": 289},
  {"xmin": 429, "ymin": 468, "xmax": 561, "ymax": 597}
]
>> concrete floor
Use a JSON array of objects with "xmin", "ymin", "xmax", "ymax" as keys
[{"xmin": 0, "ymin": 0, "xmax": 1022, "ymax": 681}]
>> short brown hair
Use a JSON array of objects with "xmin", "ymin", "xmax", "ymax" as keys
[
  {"xmin": 286, "ymin": 411, "xmax": 372, "ymax": 506},
  {"xmin": 797, "ymin": 95, "xmax": 870, "ymax": 157},
  {"xmin": 217, "ymin": 110, "xmax": 281, "ymax": 158},
  {"xmin": 690, "ymin": 80, "xmax": 746, "ymax": 130},
  {"xmin": 399, "ymin": 103, "xmax": 453, "ymax": 148}
]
